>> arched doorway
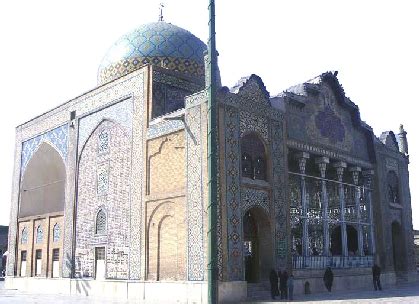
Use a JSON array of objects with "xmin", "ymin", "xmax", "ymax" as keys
[
  {"xmin": 391, "ymin": 221, "xmax": 406, "ymax": 272},
  {"xmin": 243, "ymin": 207, "xmax": 273, "ymax": 283},
  {"xmin": 330, "ymin": 225, "xmax": 358, "ymax": 255}
]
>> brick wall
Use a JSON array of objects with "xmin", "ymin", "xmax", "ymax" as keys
[
  {"xmin": 146, "ymin": 197, "xmax": 186, "ymax": 281},
  {"xmin": 75, "ymin": 119, "xmax": 131, "ymax": 279},
  {"xmin": 145, "ymin": 130, "xmax": 187, "ymax": 281},
  {"xmin": 147, "ymin": 131, "xmax": 185, "ymax": 195}
]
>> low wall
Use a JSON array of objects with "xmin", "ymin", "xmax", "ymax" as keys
[{"xmin": 292, "ymin": 268, "xmax": 397, "ymax": 295}]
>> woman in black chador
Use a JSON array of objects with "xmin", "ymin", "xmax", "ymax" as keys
[
  {"xmin": 323, "ymin": 267, "xmax": 334, "ymax": 292},
  {"xmin": 269, "ymin": 269, "xmax": 279, "ymax": 299}
]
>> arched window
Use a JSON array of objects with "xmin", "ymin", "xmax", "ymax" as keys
[
  {"xmin": 387, "ymin": 171, "xmax": 399, "ymax": 205},
  {"xmin": 21, "ymin": 227, "xmax": 28, "ymax": 244},
  {"xmin": 53, "ymin": 223, "xmax": 60, "ymax": 242},
  {"xmin": 36, "ymin": 225, "xmax": 43, "ymax": 243},
  {"xmin": 96, "ymin": 209, "xmax": 107, "ymax": 234},
  {"xmin": 98, "ymin": 129, "xmax": 110, "ymax": 154},
  {"xmin": 241, "ymin": 133, "xmax": 267, "ymax": 181},
  {"xmin": 241, "ymin": 153, "xmax": 253, "ymax": 179}
]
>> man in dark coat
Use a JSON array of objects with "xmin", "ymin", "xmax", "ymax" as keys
[
  {"xmin": 269, "ymin": 269, "xmax": 279, "ymax": 299},
  {"xmin": 279, "ymin": 270, "xmax": 288, "ymax": 299},
  {"xmin": 323, "ymin": 267, "xmax": 334, "ymax": 292},
  {"xmin": 372, "ymin": 264, "xmax": 382, "ymax": 291}
]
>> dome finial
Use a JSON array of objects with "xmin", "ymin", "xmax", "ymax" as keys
[{"xmin": 159, "ymin": 3, "xmax": 164, "ymax": 22}]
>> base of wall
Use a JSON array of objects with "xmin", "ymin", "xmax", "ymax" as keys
[
  {"xmin": 5, "ymin": 277, "xmax": 208, "ymax": 303},
  {"xmin": 218, "ymin": 281, "xmax": 247, "ymax": 303},
  {"xmin": 293, "ymin": 268, "xmax": 398, "ymax": 295}
]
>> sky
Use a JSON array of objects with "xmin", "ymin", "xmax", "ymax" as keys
[{"xmin": 0, "ymin": 0, "xmax": 417, "ymax": 229}]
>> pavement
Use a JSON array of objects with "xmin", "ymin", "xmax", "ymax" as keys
[{"xmin": 2, "ymin": 280, "xmax": 419, "ymax": 303}]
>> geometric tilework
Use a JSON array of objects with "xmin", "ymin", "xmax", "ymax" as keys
[
  {"xmin": 271, "ymin": 120, "xmax": 288, "ymax": 268},
  {"xmin": 224, "ymin": 106, "xmax": 243, "ymax": 281},
  {"xmin": 186, "ymin": 101, "xmax": 205, "ymax": 280},
  {"xmin": 128, "ymin": 72, "xmax": 145, "ymax": 280},
  {"xmin": 241, "ymin": 187, "xmax": 269, "ymax": 215},
  {"xmin": 98, "ymin": 22, "xmax": 206, "ymax": 85},
  {"xmin": 184, "ymin": 90, "xmax": 211, "ymax": 280},
  {"xmin": 239, "ymin": 110, "xmax": 269, "ymax": 143},
  {"xmin": 21, "ymin": 124, "xmax": 68, "ymax": 175},
  {"xmin": 78, "ymin": 98, "xmax": 133, "ymax": 155}
]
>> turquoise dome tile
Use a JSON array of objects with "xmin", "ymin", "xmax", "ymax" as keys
[{"xmin": 98, "ymin": 21, "xmax": 206, "ymax": 84}]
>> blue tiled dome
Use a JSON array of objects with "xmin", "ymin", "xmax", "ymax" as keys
[{"xmin": 98, "ymin": 22, "xmax": 207, "ymax": 84}]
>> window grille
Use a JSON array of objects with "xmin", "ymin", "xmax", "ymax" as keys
[
  {"xmin": 241, "ymin": 133, "xmax": 267, "ymax": 181},
  {"xmin": 52, "ymin": 249, "xmax": 60, "ymax": 261},
  {"xmin": 21, "ymin": 227, "xmax": 28, "ymax": 244},
  {"xmin": 53, "ymin": 223, "xmax": 60, "ymax": 242},
  {"xmin": 36, "ymin": 225, "xmax": 43, "ymax": 243},
  {"xmin": 96, "ymin": 209, "xmax": 106, "ymax": 234},
  {"xmin": 21, "ymin": 251, "xmax": 27, "ymax": 261},
  {"xmin": 96, "ymin": 247, "xmax": 105, "ymax": 260},
  {"xmin": 98, "ymin": 130, "xmax": 110, "ymax": 154},
  {"xmin": 387, "ymin": 171, "xmax": 399, "ymax": 204}
]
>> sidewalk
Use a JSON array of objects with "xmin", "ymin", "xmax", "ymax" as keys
[
  {"xmin": 244, "ymin": 281, "xmax": 419, "ymax": 303},
  {"xmin": 2, "ymin": 280, "xmax": 419, "ymax": 303}
]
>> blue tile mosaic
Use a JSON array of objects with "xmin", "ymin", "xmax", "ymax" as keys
[{"xmin": 21, "ymin": 124, "xmax": 68, "ymax": 174}]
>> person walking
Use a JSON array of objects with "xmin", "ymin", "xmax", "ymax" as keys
[
  {"xmin": 279, "ymin": 270, "xmax": 288, "ymax": 299},
  {"xmin": 323, "ymin": 267, "xmax": 334, "ymax": 292},
  {"xmin": 288, "ymin": 274, "xmax": 294, "ymax": 301},
  {"xmin": 372, "ymin": 263, "xmax": 382, "ymax": 291},
  {"xmin": 269, "ymin": 269, "xmax": 279, "ymax": 299}
]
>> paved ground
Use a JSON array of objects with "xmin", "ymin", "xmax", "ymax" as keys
[
  {"xmin": 1, "ymin": 280, "xmax": 419, "ymax": 303},
  {"xmin": 245, "ymin": 281, "xmax": 419, "ymax": 303}
]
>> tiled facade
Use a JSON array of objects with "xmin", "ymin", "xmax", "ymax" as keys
[{"xmin": 6, "ymin": 21, "xmax": 417, "ymax": 304}]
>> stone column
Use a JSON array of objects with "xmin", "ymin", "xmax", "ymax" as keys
[
  {"xmin": 350, "ymin": 166, "xmax": 364, "ymax": 256},
  {"xmin": 334, "ymin": 161, "xmax": 348, "ymax": 257},
  {"xmin": 296, "ymin": 152, "xmax": 310, "ymax": 257},
  {"xmin": 316, "ymin": 157, "xmax": 330, "ymax": 256},
  {"xmin": 363, "ymin": 170, "xmax": 376, "ymax": 256}
]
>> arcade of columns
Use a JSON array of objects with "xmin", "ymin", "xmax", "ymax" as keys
[{"xmin": 290, "ymin": 151, "xmax": 375, "ymax": 268}]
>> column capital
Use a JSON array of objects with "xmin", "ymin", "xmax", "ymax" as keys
[
  {"xmin": 362, "ymin": 169, "xmax": 374, "ymax": 177},
  {"xmin": 362, "ymin": 170, "xmax": 374, "ymax": 188},
  {"xmin": 349, "ymin": 166, "xmax": 361, "ymax": 185},
  {"xmin": 333, "ymin": 161, "xmax": 347, "ymax": 169},
  {"xmin": 315, "ymin": 156, "xmax": 330, "ymax": 165},
  {"xmin": 315, "ymin": 157, "xmax": 329, "ymax": 178},
  {"xmin": 295, "ymin": 152, "xmax": 310, "ymax": 174},
  {"xmin": 295, "ymin": 152, "xmax": 310, "ymax": 160},
  {"xmin": 333, "ymin": 162, "xmax": 347, "ymax": 182}
]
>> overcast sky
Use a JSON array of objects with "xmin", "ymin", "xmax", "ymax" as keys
[{"xmin": 0, "ymin": 0, "xmax": 417, "ymax": 229}]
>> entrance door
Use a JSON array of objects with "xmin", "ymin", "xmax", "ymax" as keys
[
  {"xmin": 243, "ymin": 207, "xmax": 273, "ymax": 283},
  {"xmin": 391, "ymin": 221, "xmax": 406, "ymax": 273}
]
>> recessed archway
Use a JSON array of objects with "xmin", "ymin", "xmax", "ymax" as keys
[
  {"xmin": 391, "ymin": 221, "xmax": 406, "ymax": 273},
  {"xmin": 20, "ymin": 142, "xmax": 66, "ymax": 217},
  {"xmin": 243, "ymin": 207, "xmax": 273, "ymax": 283},
  {"xmin": 330, "ymin": 224, "xmax": 358, "ymax": 255}
]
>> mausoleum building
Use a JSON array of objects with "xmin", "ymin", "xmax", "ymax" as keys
[{"xmin": 5, "ymin": 20, "xmax": 417, "ymax": 303}]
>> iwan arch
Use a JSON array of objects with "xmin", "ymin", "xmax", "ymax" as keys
[{"xmin": 6, "ymin": 20, "xmax": 417, "ymax": 303}]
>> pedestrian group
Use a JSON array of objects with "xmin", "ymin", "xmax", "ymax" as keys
[{"xmin": 269, "ymin": 263, "xmax": 382, "ymax": 301}]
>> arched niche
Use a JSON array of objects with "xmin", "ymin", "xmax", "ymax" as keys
[
  {"xmin": 243, "ymin": 207, "xmax": 273, "ymax": 283},
  {"xmin": 240, "ymin": 132, "xmax": 269, "ymax": 181},
  {"xmin": 19, "ymin": 142, "xmax": 66, "ymax": 217}
]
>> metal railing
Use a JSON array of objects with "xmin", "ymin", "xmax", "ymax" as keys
[{"xmin": 292, "ymin": 255, "xmax": 373, "ymax": 269}]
